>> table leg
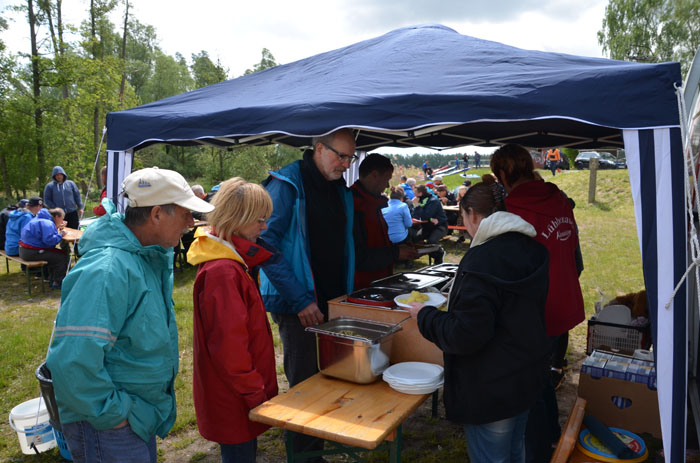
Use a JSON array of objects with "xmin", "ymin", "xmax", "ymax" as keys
[
  {"xmin": 389, "ymin": 425, "xmax": 402, "ymax": 463},
  {"xmin": 432, "ymin": 389, "xmax": 439, "ymax": 418}
]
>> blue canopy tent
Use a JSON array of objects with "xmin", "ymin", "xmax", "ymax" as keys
[{"xmin": 105, "ymin": 24, "xmax": 688, "ymax": 458}]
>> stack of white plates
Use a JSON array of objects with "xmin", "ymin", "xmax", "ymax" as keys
[{"xmin": 382, "ymin": 362, "xmax": 444, "ymax": 394}]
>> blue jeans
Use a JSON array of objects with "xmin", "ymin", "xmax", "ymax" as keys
[
  {"xmin": 221, "ymin": 439, "xmax": 257, "ymax": 462},
  {"xmin": 62, "ymin": 421, "xmax": 156, "ymax": 463},
  {"xmin": 465, "ymin": 411, "xmax": 529, "ymax": 463}
]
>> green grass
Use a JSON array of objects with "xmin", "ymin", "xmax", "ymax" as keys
[{"xmin": 0, "ymin": 168, "xmax": 647, "ymax": 461}]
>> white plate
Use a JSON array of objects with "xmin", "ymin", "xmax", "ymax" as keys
[
  {"xmin": 394, "ymin": 293, "xmax": 446, "ymax": 309},
  {"xmin": 383, "ymin": 362, "xmax": 444, "ymax": 384},
  {"xmin": 386, "ymin": 379, "xmax": 444, "ymax": 395}
]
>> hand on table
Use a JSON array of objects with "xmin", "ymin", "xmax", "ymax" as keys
[
  {"xmin": 298, "ymin": 302, "xmax": 324, "ymax": 327},
  {"xmin": 430, "ymin": 218, "xmax": 438, "ymax": 225}
]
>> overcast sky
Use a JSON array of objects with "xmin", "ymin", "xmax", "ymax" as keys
[{"xmin": 0, "ymin": 0, "xmax": 610, "ymax": 154}]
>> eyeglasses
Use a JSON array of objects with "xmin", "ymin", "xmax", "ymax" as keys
[{"xmin": 321, "ymin": 142, "xmax": 359, "ymax": 164}]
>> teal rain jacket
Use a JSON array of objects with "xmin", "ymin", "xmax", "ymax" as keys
[{"xmin": 46, "ymin": 199, "xmax": 179, "ymax": 442}]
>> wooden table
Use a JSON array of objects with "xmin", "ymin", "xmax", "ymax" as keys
[
  {"xmin": 250, "ymin": 373, "xmax": 430, "ymax": 462},
  {"xmin": 62, "ymin": 227, "xmax": 83, "ymax": 242},
  {"xmin": 442, "ymin": 205, "xmax": 460, "ymax": 212}
]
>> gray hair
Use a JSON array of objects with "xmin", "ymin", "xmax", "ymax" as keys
[
  {"xmin": 124, "ymin": 204, "xmax": 176, "ymax": 227},
  {"xmin": 407, "ymin": 178, "xmax": 416, "ymax": 186},
  {"xmin": 311, "ymin": 128, "xmax": 355, "ymax": 152}
]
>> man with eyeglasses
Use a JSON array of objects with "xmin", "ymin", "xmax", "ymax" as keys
[{"xmin": 259, "ymin": 128, "xmax": 356, "ymax": 462}]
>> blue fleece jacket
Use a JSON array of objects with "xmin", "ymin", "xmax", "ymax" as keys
[{"xmin": 4, "ymin": 209, "xmax": 34, "ymax": 255}]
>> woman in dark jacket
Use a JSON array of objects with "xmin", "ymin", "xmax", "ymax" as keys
[
  {"xmin": 411, "ymin": 184, "xmax": 448, "ymax": 264},
  {"xmin": 406, "ymin": 182, "xmax": 550, "ymax": 463}
]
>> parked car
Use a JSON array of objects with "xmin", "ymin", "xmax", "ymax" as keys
[{"xmin": 574, "ymin": 151, "xmax": 625, "ymax": 169}]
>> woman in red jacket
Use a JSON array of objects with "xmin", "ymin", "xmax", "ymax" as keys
[
  {"xmin": 187, "ymin": 178, "xmax": 278, "ymax": 463},
  {"xmin": 490, "ymin": 144, "xmax": 584, "ymax": 463}
]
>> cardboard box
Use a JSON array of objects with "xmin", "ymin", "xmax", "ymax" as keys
[{"xmin": 577, "ymin": 373, "xmax": 661, "ymax": 438}]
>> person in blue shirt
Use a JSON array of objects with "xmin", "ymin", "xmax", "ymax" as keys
[
  {"xmin": 398, "ymin": 175, "xmax": 415, "ymax": 200},
  {"xmin": 382, "ymin": 186, "xmax": 414, "ymax": 244},
  {"xmin": 5, "ymin": 197, "xmax": 43, "ymax": 256},
  {"xmin": 19, "ymin": 207, "xmax": 69, "ymax": 289}
]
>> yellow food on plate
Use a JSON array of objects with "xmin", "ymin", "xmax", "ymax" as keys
[{"xmin": 397, "ymin": 290, "xmax": 430, "ymax": 304}]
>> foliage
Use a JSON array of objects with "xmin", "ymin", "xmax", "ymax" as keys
[
  {"xmin": 598, "ymin": 0, "xmax": 700, "ymax": 75},
  {"xmin": 190, "ymin": 50, "xmax": 227, "ymax": 88},
  {"xmin": 243, "ymin": 48, "xmax": 278, "ymax": 76}
]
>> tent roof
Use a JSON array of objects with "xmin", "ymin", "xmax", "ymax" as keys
[{"xmin": 106, "ymin": 24, "xmax": 682, "ymax": 152}]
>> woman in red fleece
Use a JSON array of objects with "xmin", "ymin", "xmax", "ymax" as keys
[
  {"xmin": 188, "ymin": 178, "xmax": 278, "ymax": 463},
  {"xmin": 490, "ymin": 143, "xmax": 584, "ymax": 463}
]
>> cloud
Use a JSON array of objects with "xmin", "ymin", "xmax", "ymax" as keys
[{"xmin": 343, "ymin": 0, "xmax": 588, "ymax": 32}]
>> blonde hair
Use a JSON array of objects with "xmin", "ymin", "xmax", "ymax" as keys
[{"xmin": 208, "ymin": 177, "xmax": 273, "ymax": 241}]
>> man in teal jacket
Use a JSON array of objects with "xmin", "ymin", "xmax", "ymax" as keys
[{"xmin": 46, "ymin": 167, "xmax": 213, "ymax": 463}]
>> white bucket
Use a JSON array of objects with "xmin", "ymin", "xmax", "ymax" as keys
[{"xmin": 8, "ymin": 397, "xmax": 57, "ymax": 454}]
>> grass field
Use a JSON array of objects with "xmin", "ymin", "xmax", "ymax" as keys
[{"xmin": 0, "ymin": 168, "xmax": 646, "ymax": 462}]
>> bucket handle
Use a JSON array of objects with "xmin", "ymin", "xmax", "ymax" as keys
[{"xmin": 7, "ymin": 414, "xmax": 52, "ymax": 434}]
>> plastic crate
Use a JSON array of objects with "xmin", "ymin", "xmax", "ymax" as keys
[{"xmin": 586, "ymin": 318, "xmax": 651, "ymax": 355}]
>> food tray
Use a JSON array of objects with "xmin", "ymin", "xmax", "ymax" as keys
[{"xmin": 306, "ymin": 318, "xmax": 401, "ymax": 383}]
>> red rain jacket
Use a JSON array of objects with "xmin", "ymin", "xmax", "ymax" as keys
[{"xmin": 190, "ymin": 231, "xmax": 278, "ymax": 444}]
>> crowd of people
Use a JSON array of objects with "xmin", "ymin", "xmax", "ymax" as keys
[{"xmin": 3, "ymin": 134, "xmax": 582, "ymax": 463}]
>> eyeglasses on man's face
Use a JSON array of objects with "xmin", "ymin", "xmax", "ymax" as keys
[{"xmin": 321, "ymin": 142, "xmax": 359, "ymax": 164}]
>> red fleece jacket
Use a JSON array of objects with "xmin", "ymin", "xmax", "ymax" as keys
[{"xmin": 505, "ymin": 180, "xmax": 584, "ymax": 336}]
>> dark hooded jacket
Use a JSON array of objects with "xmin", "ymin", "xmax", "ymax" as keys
[
  {"xmin": 43, "ymin": 166, "xmax": 83, "ymax": 214},
  {"xmin": 416, "ymin": 211, "xmax": 550, "ymax": 425}
]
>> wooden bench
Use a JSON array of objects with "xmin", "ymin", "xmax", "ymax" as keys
[{"xmin": 0, "ymin": 250, "xmax": 48, "ymax": 296}]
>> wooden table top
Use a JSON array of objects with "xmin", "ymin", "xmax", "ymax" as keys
[
  {"xmin": 62, "ymin": 227, "xmax": 83, "ymax": 242},
  {"xmin": 442, "ymin": 205, "xmax": 460, "ymax": 212},
  {"xmin": 249, "ymin": 373, "xmax": 429, "ymax": 449}
]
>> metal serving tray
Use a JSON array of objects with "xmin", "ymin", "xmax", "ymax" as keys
[
  {"xmin": 306, "ymin": 317, "xmax": 401, "ymax": 383},
  {"xmin": 370, "ymin": 272, "xmax": 449, "ymax": 290}
]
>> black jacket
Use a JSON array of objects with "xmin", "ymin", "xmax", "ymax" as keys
[
  {"xmin": 417, "ymin": 219, "xmax": 549, "ymax": 425},
  {"xmin": 412, "ymin": 195, "xmax": 447, "ymax": 225}
]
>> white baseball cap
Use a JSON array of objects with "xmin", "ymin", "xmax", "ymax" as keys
[{"xmin": 122, "ymin": 167, "xmax": 214, "ymax": 213}]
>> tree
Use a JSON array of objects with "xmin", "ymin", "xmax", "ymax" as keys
[
  {"xmin": 141, "ymin": 51, "xmax": 192, "ymax": 103},
  {"xmin": 598, "ymin": 0, "xmax": 700, "ymax": 76},
  {"xmin": 243, "ymin": 48, "xmax": 278, "ymax": 76},
  {"xmin": 190, "ymin": 51, "xmax": 227, "ymax": 89}
]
